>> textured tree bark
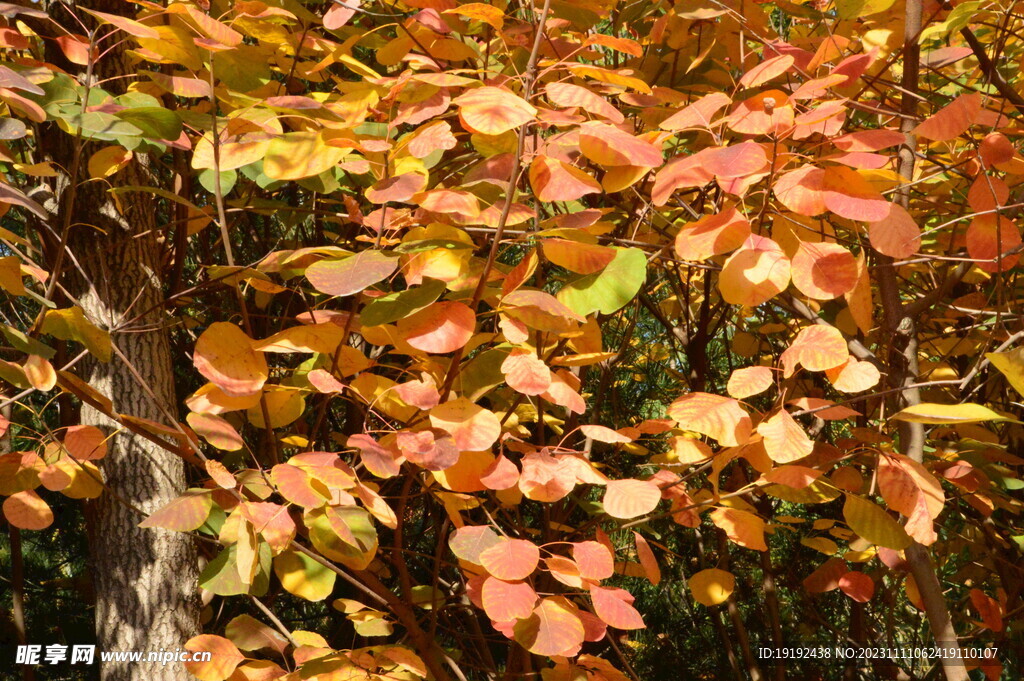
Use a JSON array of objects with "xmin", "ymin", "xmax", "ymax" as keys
[{"xmin": 34, "ymin": 1, "xmax": 200, "ymax": 679}]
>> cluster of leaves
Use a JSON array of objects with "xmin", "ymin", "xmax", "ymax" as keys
[{"xmin": 2, "ymin": 0, "xmax": 1024, "ymax": 679}]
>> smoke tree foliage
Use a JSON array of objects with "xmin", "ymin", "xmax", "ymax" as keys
[{"xmin": 1, "ymin": 0, "xmax": 1023, "ymax": 679}]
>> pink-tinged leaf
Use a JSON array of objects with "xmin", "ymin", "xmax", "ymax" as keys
[
  {"xmin": 579, "ymin": 425, "xmax": 632, "ymax": 444},
  {"xmin": 967, "ymin": 175, "xmax": 1010, "ymax": 213},
  {"xmin": 541, "ymin": 370, "xmax": 586, "ymax": 415},
  {"xmin": 675, "ymin": 205, "xmax": 751, "ymax": 262},
  {"xmin": 542, "ymin": 239, "xmax": 616, "ymax": 274},
  {"xmin": 869, "ymin": 203, "xmax": 920, "ymax": 258},
  {"xmin": 183, "ymin": 5, "xmax": 243, "ymax": 47},
  {"xmin": 912, "ymin": 93, "xmax": 981, "ymax": 141},
  {"xmin": 501, "ymin": 349, "xmax": 552, "ymax": 396},
  {"xmin": 429, "ymin": 398, "xmax": 501, "ymax": 451},
  {"xmin": 651, "ymin": 154, "xmax": 714, "ymax": 206},
  {"xmin": 727, "ymin": 366, "xmax": 773, "ymax": 399},
  {"xmin": 703, "ymin": 142, "xmax": 769, "ymax": 179},
  {"xmin": 711, "ymin": 507, "xmax": 767, "ymax": 551},
  {"xmin": 513, "ymin": 598, "xmax": 585, "ymax": 657},
  {"xmin": 349, "ymin": 434, "xmax": 401, "ymax": 478},
  {"xmin": 739, "ymin": 54, "xmax": 795, "ymax": 87},
  {"xmin": 573, "ymin": 541, "xmax": 614, "ymax": 580},
  {"xmin": 323, "ymin": 0, "xmax": 359, "ymax": 29},
  {"xmin": 63, "ymin": 424, "xmax": 107, "ymax": 460},
  {"xmin": 408, "ymin": 121, "xmax": 458, "ymax": 159},
  {"xmin": 529, "ymin": 155, "xmax": 602, "ymax": 202},
  {"xmin": 138, "ymin": 491, "xmax": 212, "ymax": 531},
  {"xmin": 727, "ymin": 90, "xmax": 794, "ymax": 135},
  {"xmin": 838, "ymin": 572, "xmax": 875, "ymax": 603},
  {"xmin": 239, "ymin": 503, "xmax": 296, "ymax": 554},
  {"xmin": 578, "ymin": 122, "xmax": 662, "ymax": 167},
  {"xmin": 270, "ymin": 464, "xmax": 330, "ymax": 508},
  {"xmin": 590, "ymin": 585, "xmax": 645, "ymax": 630},
  {"xmin": 821, "ymin": 166, "xmax": 889, "ymax": 221},
  {"xmin": 3, "ymin": 490, "xmax": 53, "ymax": 530},
  {"xmin": 633, "ymin": 532, "xmax": 661, "ymax": 585},
  {"xmin": 603, "ymin": 479, "xmax": 661, "ymax": 520},
  {"xmin": 660, "ymin": 92, "xmax": 732, "ymax": 131},
  {"xmin": 454, "ymin": 86, "xmax": 537, "ymax": 135},
  {"xmin": 143, "ymin": 70, "xmax": 213, "ymax": 98},
  {"xmin": 194, "ymin": 323, "xmax": 268, "ymax": 398},
  {"xmin": 204, "ymin": 460, "xmax": 236, "ymax": 490},
  {"xmin": 308, "ymin": 369, "xmax": 346, "ymax": 394},
  {"xmin": 545, "ymin": 82, "xmax": 624, "ymax": 124},
  {"xmin": 306, "ymin": 250, "xmax": 397, "ymax": 297},
  {"xmin": 81, "ymin": 8, "xmax": 159, "ymax": 38},
  {"xmin": 450, "ymin": 525, "xmax": 502, "ymax": 564},
  {"xmin": 519, "ymin": 450, "xmax": 577, "ymax": 502},
  {"xmin": 774, "ymin": 165, "xmax": 827, "ymax": 216},
  {"xmin": 969, "ymin": 589, "xmax": 1003, "ymax": 632},
  {"xmin": 479, "ymin": 537, "xmax": 540, "ymax": 581},
  {"xmin": 482, "ymin": 577, "xmax": 538, "ymax": 622},
  {"xmin": 187, "ymin": 412, "xmax": 243, "ymax": 451},
  {"xmin": 480, "ymin": 454, "xmax": 520, "ymax": 490},
  {"xmin": 397, "ymin": 301, "xmax": 476, "ymax": 354},
  {"xmin": 668, "ymin": 393, "xmax": 752, "ymax": 446},
  {"xmin": 417, "ymin": 189, "xmax": 480, "ymax": 218},
  {"xmin": 791, "ymin": 241, "xmax": 858, "ymax": 300},
  {"xmin": 757, "ymin": 411, "xmax": 814, "ymax": 463},
  {"xmin": 394, "ymin": 374, "xmax": 441, "ymax": 409},
  {"xmin": 364, "ymin": 172, "xmax": 428, "ymax": 204},
  {"xmin": 966, "ymin": 215, "xmax": 1022, "ymax": 273},
  {"xmin": 395, "ymin": 429, "xmax": 459, "ymax": 471},
  {"xmin": 719, "ymin": 235, "xmax": 791, "ymax": 307}
]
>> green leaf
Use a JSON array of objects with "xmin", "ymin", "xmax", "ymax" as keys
[
  {"xmin": 114, "ymin": 106, "xmax": 182, "ymax": 140},
  {"xmin": 198, "ymin": 168, "xmax": 238, "ymax": 196},
  {"xmin": 842, "ymin": 494, "xmax": 911, "ymax": 550},
  {"xmin": 890, "ymin": 402, "xmax": 1015, "ymax": 425},
  {"xmin": 360, "ymin": 279, "xmax": 446, "ymax": 327},
  {"xmin": 2, "ymin": 325, "xmax": 55, "ymax": 359},
  {"xmin": 557, "ymin": 247, "xmax": 646, "ymax": 316},
  {"xmin": 58, "ymin": 111, "xmax": 143, "ymax": 142},
  {"xmin": 307, "ymin": 506, "xmax": 378, "ymax": 571},
  {"xmin": 199, "ymin": 542, "xmax": 271, "ymax": 597}
]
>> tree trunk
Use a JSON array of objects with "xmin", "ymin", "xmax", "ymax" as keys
[{"xmin": 35, "ymin": 1, "xmax": 201, "ymax": 678}]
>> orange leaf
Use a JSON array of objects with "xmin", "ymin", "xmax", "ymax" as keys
[
  {"xmin": 395, "ymin": 429, "xmax": 459, "ymax": 471},
  {"xmin": 711, "ymin": 507, "xmax": 767, "ymax": 551},
  {"xmin": 349, "ymin": 434, "xmax": 401, "ymax": 478},
  {"xmin": 365, "ymin": 173, "xmax": 427, "ymax": 204},
  {"xmin": 719, "ymin": 235, "xmax": 791, "ymax": 306},
  {"xmin": 603, "ymin": 478, "xmax": 661, "ymax": 519},
  {"xmin": 454, "ymin": 86, "xmax": 537, "ymax": 135},
  {"xmin": 966, "ymin": 214, "xmax": 1022, "ymax": 273},
  {"xmin": 868, "ymin": 203, "xmax": 920, "ymax": 258},
  {"xmin": 774, "ymin": 166, "xmax": 827, "ymax": 216},
  {"xmin": 500, "ymin": 348, "xmax": 552, "ymax": 396},
  {"xmin": 138, "ymin": 491, "xmax": 212, "ymax": 531},
  {"xmin": 633, "ymin": 532, "xmax": 661, "ymax": 585},
  {"xmin": 838, "ymin": 572, "xmax": 875, "ymax": 603},
  {"xmin": 578, "ymin": 123, "xmax": 662, "ymax": 167},
  {"xmin": 825, "ymin": 357, "xmax": 881, "ymax": 393},
  {"xmin": 727, "ymin": 366, "xmax": 773, "ymax": 399},
  {"xmin": 821, "ymin": 166, "xmax": 889, "ymax": 221},
  {"xmin": 184, "ymin": 635, "xmax": 245, "ymax": 681},
  {"xmin": 397, "ymin": 301, "xmax": 476, "ymax": 354},
  {"xmin": 674, "ymin": 205, "xmax": 751, "ymax": 261},
  {"xmin": 757, "ymin": 410, "xmax": 814, "ymax": 463},
  {"xmin": 513, "ymin": 597, "xmax": 585, "ymax": 657},
  {"xmin": 779, "ymin": 324, "xmax": 849, "ymax": 376},
  {"xmin": 529, "ymin": 155, "xmax": 602, "ymax": 202},
  {"xmin": 573, "ymin": 541, "xmax": 614, "ymax": 580},
  {"xmin": 193, "ymin": 323, "xmax": 267, "ymax": 397},
  {"xmin": 791, "ymin": 241, "xmax": 857, "ymax": 300},
  {"xmin": 969, "ymin": 589, "xmax": 1004, "ymax": 632},
  {"xmin": 429, "ymin": 397, "xmax": 501, "ymax": 451},
  {"xmin": 702, "ymin": 142, "xmax": 769, "ymax": 179},
  {"xmin": 187, "ymin": 412, "xmax": 243, "ymax": 451},
  {"xmin": 542, "ymin": 238, "xmax": 616, "ymax": 274},
  {"xmin": 417, "ymin": 189, "xmax": 480, "ymax": 218},
  {"xmin": 482, "ymin": 577, "xmax": 538, "ymax": 621},
  {"xmin": 545, "ymin": 83, "xmax": 623, "ymax": 124},
  {"xmin": 660, "ymin": 92, "xmax": 731, "ymax": 131},
  {"xmin": 980, "ymin": 132, "xmax": 1014, "ymax": 166},
  {"xmin": 479, "ymin": 537, "xmax": 540, "ymax": 581},
  {"xmin": 480, "ymin": 453, "xmax": 520, "ymax": 490},
  {"xmin": 912, "ymin": 93, "xmax": 981, "ymax": 141},
  {"xmin": 668, "ymin": 392, "xmax": 752, "ymax": 446},
  {"xmin": 739, "ymin": 54, "xmax": 795, "ymax": 88},
  {"xmin": 3, "ymin": 490, "xmax": 53, "ymax": 530},
  {"xmin": 63, "ymin": 424, "xmax": 107, "ymax": 460},
  {"xmin": 590, "ymin": 585, "xmax": 645, "ymax": 630}
]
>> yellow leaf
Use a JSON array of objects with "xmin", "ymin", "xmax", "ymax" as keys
[
  {"xmin": 842, "ymin": 494, "xmax": 911, "ymax": 550},
  {"xmin": 688, "ymin": 568, "xmax": 735, "ymax": 606},
  {"xmin": 273, "ymin": 549, "xmax": 336, "ymax": 601},
  {"xmin": 890, "ymin": 402, "xmax": 1014, "ymax": 425},
  {"xmin": 986, "ymin": 347, "xmax": 1024, "ymax": 398},
  {"xmin": 0, "ymin": 256, "xmax": 25, "ymax": 296}
]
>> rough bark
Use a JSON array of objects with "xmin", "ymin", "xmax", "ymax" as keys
[{"xmin": 35, "ymin": 1, "xmax": 200, "ymax": 678}]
